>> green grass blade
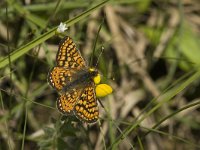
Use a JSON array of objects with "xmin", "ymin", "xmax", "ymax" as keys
[
  {"xmin": 108, "ymin": 68, "xmax": 200, "ymax": 149},
  {"xmin": 0, "ymin": 0, "xmax": 109, "ymax": 69}
]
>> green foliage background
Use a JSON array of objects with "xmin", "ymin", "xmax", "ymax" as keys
[{"xmin": 0, "ymin": 0, "xmax": 200, "ymax": 149}]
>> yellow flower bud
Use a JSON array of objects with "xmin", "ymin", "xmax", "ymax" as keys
[
  {"xmin": 93, "ymin": 74, "xmax": 101, "ymax": 84},
  {"xmin": 96, "ymin": 84, "xmax": 113, "ymax": 97}
]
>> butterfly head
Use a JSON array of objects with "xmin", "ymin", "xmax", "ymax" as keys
[{"xmin": 89, "ymin": 68, "xmax": 101, "ymax": 85}]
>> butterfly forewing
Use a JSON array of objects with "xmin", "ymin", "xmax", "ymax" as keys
[
  {"xmin": 74, "ymin": 84, "xmax": 99, "ymax": 123},
  {"xmin": 48, "ymin": 36, "xmax": 86, "ymax": 91},
  {"xmin": 56, "ymin": 36, "xmax": 86, "ymax": 69}
]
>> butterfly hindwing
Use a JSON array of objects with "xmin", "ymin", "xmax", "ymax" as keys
[
  {"xmin": 57, "ymin": 88, "xmax": 82, "ymax": 114},
  {"xmin": 48, "ymin": 67, "xmax": 80, "ymax": 91}
]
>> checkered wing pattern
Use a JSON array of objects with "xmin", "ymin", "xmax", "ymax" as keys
[
  {"xmin": 48, "ymin": 67, "xmax": 77, "ymax": 91},
  {"xmin": 57, "ymin": 88, "xmax": 82, "ymax": 114},
  {"xmin": 74, "ymin": 84, "xmax": 99, "ymax": 123},
  {"xmin": 56, "ymin": 36, "xmax": 86, "ymax": 69},
  {"xmin": 48, "ymin": 36, "xmax": 86, "ymax": 91},
  {"xmin": 48, "ymin": 36, "xmax": 100, "ymax": 123}
]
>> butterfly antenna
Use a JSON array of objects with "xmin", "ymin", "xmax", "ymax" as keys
[
  {"xmin": 95, "ymin": 46, "xmax": 104, "ymax": 69},
  {"xmin": 89, "ymin": 18, "xmax": 105, "ymax": 66}
]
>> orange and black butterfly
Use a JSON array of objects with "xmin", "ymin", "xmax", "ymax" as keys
[{"xmin": 48, "ymin": 36, "xmax": 100, "ymax": 123}]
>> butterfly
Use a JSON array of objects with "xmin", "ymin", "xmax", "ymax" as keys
[{"xmin": 48, "ymin": 36, "xmax": 100, "ymax": 123}]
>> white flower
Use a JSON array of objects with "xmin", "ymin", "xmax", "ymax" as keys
[{"xmin": 57, "ymin": 22, "xmax": 68, "ymax": 33}]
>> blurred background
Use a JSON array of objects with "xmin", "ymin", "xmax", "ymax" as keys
[{"xmin": 0, "ymin": 0, "xmax": 200, "ymax": 149}]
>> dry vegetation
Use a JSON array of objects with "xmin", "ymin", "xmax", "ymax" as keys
[{"xmin": 1, "ymin": 0, "xmax": 200, "ymax": 149}]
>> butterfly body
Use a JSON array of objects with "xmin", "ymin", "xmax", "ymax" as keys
[
  {"xmin": 48, "ymin": 36, "xmax": 99, "ymax": 123},
  {"xmin": 60, "ymin": 68, "xmax": 99, "ymax": 94}
]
